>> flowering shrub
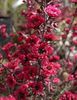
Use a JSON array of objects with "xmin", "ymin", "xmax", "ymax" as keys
[{"xmin": 0, "ymin": 0, "xmax": 77, "ymax": 100}]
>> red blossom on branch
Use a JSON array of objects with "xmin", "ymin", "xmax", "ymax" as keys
[{"xmin": 0, "ymin": 0, "xmax": 77, "ymax": 100}]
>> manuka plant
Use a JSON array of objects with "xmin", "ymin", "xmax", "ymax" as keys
[{"xmin": 0, "ymin": 0, "xmax": 77, "ymax": 100}]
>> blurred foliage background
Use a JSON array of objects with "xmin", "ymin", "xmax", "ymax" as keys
[{"xmin": 0, "ymin": 0, "xmax": 26, "ymax": 31}]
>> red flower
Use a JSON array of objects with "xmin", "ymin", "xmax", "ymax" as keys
[
  {"xmin": 14, "ymin": 84, "xmax": 28, "ymax": 100},
  {"xmin": 17, "ymin": 36, "xmax": 23, "ymax": 42},
  {"xmin": 65, "ymin": 18, "xmax": 71, "ymax": 24},
  {"xmin": 6, "ymin": 75, "xmax": 16, "ymax": 88},
  {"xmin": 29, "ymin": 82, "xmax": 43, "ymax": 95},
  {"xmin": 23, "ymin": 65, "xmax": 38, "ymax": 80},
  {"xmin": 2, "ymin": 42, "xmax": 16, "ymax": 59},
  {"xmin": 4, "ymin": 59, "xmax": 20, "ymax": 69},
  {"xmin": 44, "ymin": 33, "xmax": 60, "ymax": 41},
  {"xmin": 36, "ymin": 42, "xmax": 54, "ymax": 57},
  {"xmin": 27, "ymin": 13, "xmax": 45, "ymax": 28},
  {"xmin": 2, "ymin": 42, "xmax": 15, "ymax": 52},
  {"xmin": 27, "ymin": 42, "xmax": 54, "ymax": 59},
  {"xmin": 53, "ymin": 78, "xmax": 60, "ymax": 84},
  {"xmin": 26, "ymin": 34, "xmax": 41, "ymax": 45},
  {"xmin": 14, "ymin": 68, "xmax": 25, "ymax": 81}
]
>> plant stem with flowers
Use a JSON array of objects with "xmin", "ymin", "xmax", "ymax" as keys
[{"xmin": 0, "ymin": 0, "xmax": 77, "ymax": 100}]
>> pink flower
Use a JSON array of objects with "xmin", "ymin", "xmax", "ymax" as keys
[
  {"xmin": 44, "ymin": 5, "xmax": 61, "ymax": 18},
  {"xmin": 49, "ymin": 55, "xmax": 60, "ymax": 62},
  {"xmin": 42, "ymin": 69, "xmax": 57, "ymax": 77},
  {"xmin": 68, "ymin": 74, "xmax": 74, "ymax": 81},
  {"xmin": 59, "ymin": 91, "xmax": 76, "ymax": 100},
  {"xmin": 42, "ymin": 62, "xmax": 61, "ymax": 77},
  {"xmin": 0, "ymin": 95, "xmax": 16, "ymax": 100},
  {"xmin": 53, "ymin": 78, "xmax": 60, "ymax": 84}
]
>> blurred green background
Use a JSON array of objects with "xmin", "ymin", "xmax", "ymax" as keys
[{"xmin": 0, "ymin": 0, "xmax": 26, "ymax": 30}]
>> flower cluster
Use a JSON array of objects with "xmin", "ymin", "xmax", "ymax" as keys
[
  {"xmin": 44, "ymin": 5, "xmax": 61, "ymax": 18},
  {"xmin": 0, "ymin": 0, "xmax": 77, "ymax": 100},
  {"xmin": 59, "ymin": 91, "xmax": 77, "ymax": 100}
]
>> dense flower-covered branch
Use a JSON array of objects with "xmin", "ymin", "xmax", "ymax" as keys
[{"xmin": 0, "ymin": 0, "xmax": 77, "ymax": 100}]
